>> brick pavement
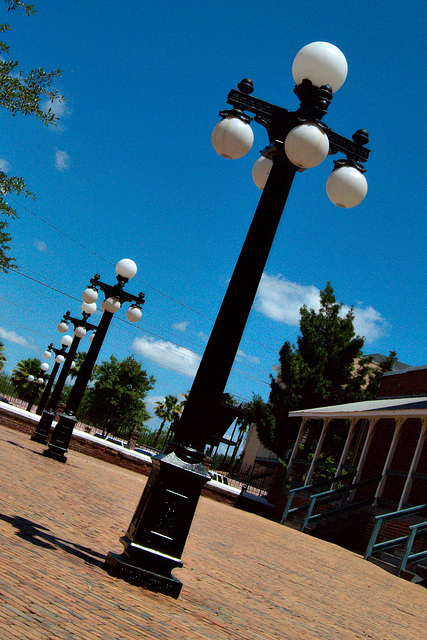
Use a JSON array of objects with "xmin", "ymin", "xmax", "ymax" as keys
[{"xmin": 0, "ymin": 423, "xmax": 425, "ymax": 640}]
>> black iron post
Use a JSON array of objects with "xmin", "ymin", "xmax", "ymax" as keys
[
  {"xmin": 32, "ymin": 312, "xmax": 97, "ymax": 444},
  {"xmin": 26, "ymin": 371, "xmax": 47, "ymax": 412},
  {"xmin": 104, "ymin": 56, "xmax": 370, "ymax": 598},
  {"xmin": 44, "ymin": 272, "xmax": 145, "ymax": 462},
  {"xmin": 36, "ymin": 343, "xmax": 68, "ymax": 416}
]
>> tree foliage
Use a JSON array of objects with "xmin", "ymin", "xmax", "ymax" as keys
[
  {"xmin": 0, "ymin": 1, "xmax": 63, "ymax": 271},
  {"xmin": 152, "ymin": 394, "xmax": 184, "ymax": 446},
  {"xmin": 11, "ymin": 356, "xmax": 41, "ymax": 399},
  {"xmin": 78, "ymin": 355, "xmax": 155, "ymax": 439},
  {"xmin": 250, "ymin": 283, "xmax": 397, "ymax": 457}
]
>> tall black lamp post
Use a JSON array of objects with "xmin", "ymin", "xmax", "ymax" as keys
[
  {"xmin": 32, "ymin": 310, "xmax": 97, "ymax": 444},
  {"xmin": 35, "ymin": 337, "xmax": 72, "ymax": 416},
  {"xmin": 104, "ymin": 41, "xmax": 370, "ymax": 598},
  {"xmin": 43, "ymin": 259, "xmax": 145, "ymax": 462},
  {"xmin": 26, "ymin": 364, "xmax": 49, "ymax": 412}
]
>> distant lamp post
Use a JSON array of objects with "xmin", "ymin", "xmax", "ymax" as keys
[
  {"xmin": 36, "ymin": 336, "xmax": 73, "ymax": 416},
  {"xmin": 104, "ymin": 41, "xmax": 370, "ymax": 598},
  {"xmin": 26, "ymin": 364, "xmax": 48, "ymax": 412},
  {"xmin": 31, "ymin": 310, "xmax": 97, "ymax": 444},
  {"xmin": 43, "ymin": 259, "xmax": 144, "ymax": 462}
]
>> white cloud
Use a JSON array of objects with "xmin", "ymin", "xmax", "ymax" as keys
[
  {"xmin": 0, "ymin": 158, "xmax": 11, "ymax": 173},
  {"xmin": 255, "ymin": 273, "xmax": 320, "ymax": 325},
  {"xmin": 237, "ymin": 349, "xmax": 260, "ymax": 365},
  {"xmin": 35, "ymin": 239, "xmax": 47, "ymax": 252},
  {"xmin": 55, "ymin": 150, "xmax": 71, "ymax": 172},
  {"xmin": 0, "ymin": 327, "xmax": 34, "ymax": 348},
  {"xmin": 173, "ymin": 321, "xmax": 189, "ymax": 332},
  {"xmin": 350, "ymin": 306, "xmax": 388, "ymax": 343},
  {"xmin": 255, "ymin": 273, "xmax": 387, "ymax": 343},
  {"xmin": 133, "ymin": 337, "xmax": 201, "ymax": 378}
]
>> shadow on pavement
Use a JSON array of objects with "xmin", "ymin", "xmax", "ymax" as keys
[{"xmin": 0, "ymin": 513, "xmax": 105, "ymax": 567}]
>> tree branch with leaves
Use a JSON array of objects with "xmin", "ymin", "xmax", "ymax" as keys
[{"xmin": 0, "ymin": 0, "xmax": 64, "ymax": 271}]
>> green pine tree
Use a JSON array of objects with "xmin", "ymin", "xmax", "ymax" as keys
[{"xmin": 251, "ymin": 283, "xmax": 397, "ymax": 457}]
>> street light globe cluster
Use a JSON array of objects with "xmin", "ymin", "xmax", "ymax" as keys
[
  {"xmin": 82, "ymin": 259, "xmax": 141, "ymax": 319},
  {"xmin": 212, "ymin": 41, "xmax": 368, "ymax": 208}
]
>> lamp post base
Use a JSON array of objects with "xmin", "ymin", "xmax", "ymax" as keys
[
  {"xmin": 103, "ymin": 446, "xmax": 210, "ymax": 598},
  {"xmin": 31, "ymin": 409, "xmax": 56, "ymax": 444},
  {"xmin": 43, "ymin": 412, "xmax": 77, "ymax": 463},
  {"xmin": 104, "ymin": 550, "xmax": 183, "ymax": 599},
  {"xmin": 43, "ymin": 446, "xmax": 67, "ymax": 463}
]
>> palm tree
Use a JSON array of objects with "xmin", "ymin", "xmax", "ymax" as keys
[
  {"xmin": 68, "ymin": 351, "xmax": 88, "ymax": 379},
  {"xmin": 11, "ymin": 357, "xmax": 42, "ymax": 400},
  {"xmin": 0, "ymin": 341, "xmax": 6, "ymax": 373},
  {"xmin": 152, "ymin": 395, "xmax": 183, "ymax": 447}
]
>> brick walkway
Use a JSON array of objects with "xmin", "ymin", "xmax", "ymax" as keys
[{"xmin": 0, "ymin": 424, "xmax": 425, "ymax": 640}]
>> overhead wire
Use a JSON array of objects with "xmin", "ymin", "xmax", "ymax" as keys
[
  {"xmin": 1, "ymin": 268, "xmax": 271, "ymax": 388},
  {"xmin": 8, "ymin": 195, "xmax": 277, "ymax": 353}
]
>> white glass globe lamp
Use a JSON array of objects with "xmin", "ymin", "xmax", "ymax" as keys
[
  {"xmin": 40, "ymin": 362, "xmax": 49, "ymax": 372},
  {"xmin": 292, "ymin": 42, "xmax": 348, "ymax": 93},
  {"xmin": 252, "ymin": 156, "xmax": 273, "ymax": 190},
  {"xmin": 81, "ymin": 301, "xmax": 97, "ymax": 315},
  {"xmin": 55, "ymin": 354, "xmax": 65, "ymax": 364},
  {"xmin": 37, "ymin": 378, "xmax": 44, "ymax": 385},
  {"xmin": 74, "ymin": 326, "xmax": 87, "ymax": 339},
  {"xmin": 57, "ymin": 321, "xmax": 69, "ymax": 334},
  {"xmin": 116, "ymin": 258, "xmax": 137, "ymax": 280},
  {"xmin": 212, "ymin": 116, "xmax": 254, "ymax": 159},
  {"xmin": 326, "ymin": 165, "xmax": 368, "ymax": 208},
  {"xmin": 70, "ymin": 361, "xmax": 76, "ymax": 369},
  {"xmin": 104, "ymin": 296, "xmax": 121, "ymax": 313},
  {"xmin": 285, "ymin": 123, "xmax": 329, "ymax": 169},
  {"xmin": 61, "ymin": 334, "xmax": 73, "ymax": 347},
  {"xmin": 90, "ymin": 331, "xmax": 96, "ymax": 343},
  {"xmin": 27, "ymin": 375, "xmax": 35, "ymax": 382},
  {"xmin": 126, "ymin": 305, "xmax": 143, "ymax": 323},
  {"xmin": 43, "ymin": 350, "xmax": 51, "ymax": 360},
  {"xmin": 82, "ymin": 287, "xmax": 98, "ymax": 304}
]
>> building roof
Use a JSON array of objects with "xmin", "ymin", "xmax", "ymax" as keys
[
  {"xmin": 367, "ymin": 353, "xmax": 411, "ymax": 372},
  {"xmin": 289, "ymin": 396, "xmax": 427, "ymax": 419},
  {"xmin": 382, "ymin": 364, "xmax": 427, "ymax": 377}
]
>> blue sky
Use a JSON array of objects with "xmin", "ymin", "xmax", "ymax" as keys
[{"xmin": 0, "ymin": 1, "xmax": 425, "ymax": 435}]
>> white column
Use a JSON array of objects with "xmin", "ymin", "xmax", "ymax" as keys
[
  {"xmin": 374, "ymin": 418, "xmax": 405, "ymax": 504},
  {"xmin": 334, "ymin": 418, "xmax": 359, "ymax": 479},
  {"xmin": 354, "ymin": 417, "xmax": 379, "ymax": 483},
  {"xmin": 304, "ymin": 418, "xmax": 331, "ymax": 486},
  {"xmin": 286, "ymin": 417, "xmax": 308, "ymax": 479},
  {"xmin": 398, "ymin": 418, "xmax": 427, "ymax": 510}
]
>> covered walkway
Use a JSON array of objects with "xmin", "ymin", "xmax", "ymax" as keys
[{"xmin": 287, "ymin": 396, "xmax": 427, "ymax": 509}]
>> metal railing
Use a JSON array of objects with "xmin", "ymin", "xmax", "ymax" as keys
[
  {"xmin": 398, "ymin": 520, "xmax": 427, "ymax": 576},
  {"xmin": 299, "ymin": 474, "xmax": 382, "ymax": 532},
  {"xmin": 364, "ymin": 504, "xmax": 427, "ymax": 577},
  {"xmin": 280, "ymin": 470, "xmax": 356, "ymax": 524}
]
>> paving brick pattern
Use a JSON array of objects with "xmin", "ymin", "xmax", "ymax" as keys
[{"xmin": 0, "ymin": 424, "xmax": 425, "ymax": 640}]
